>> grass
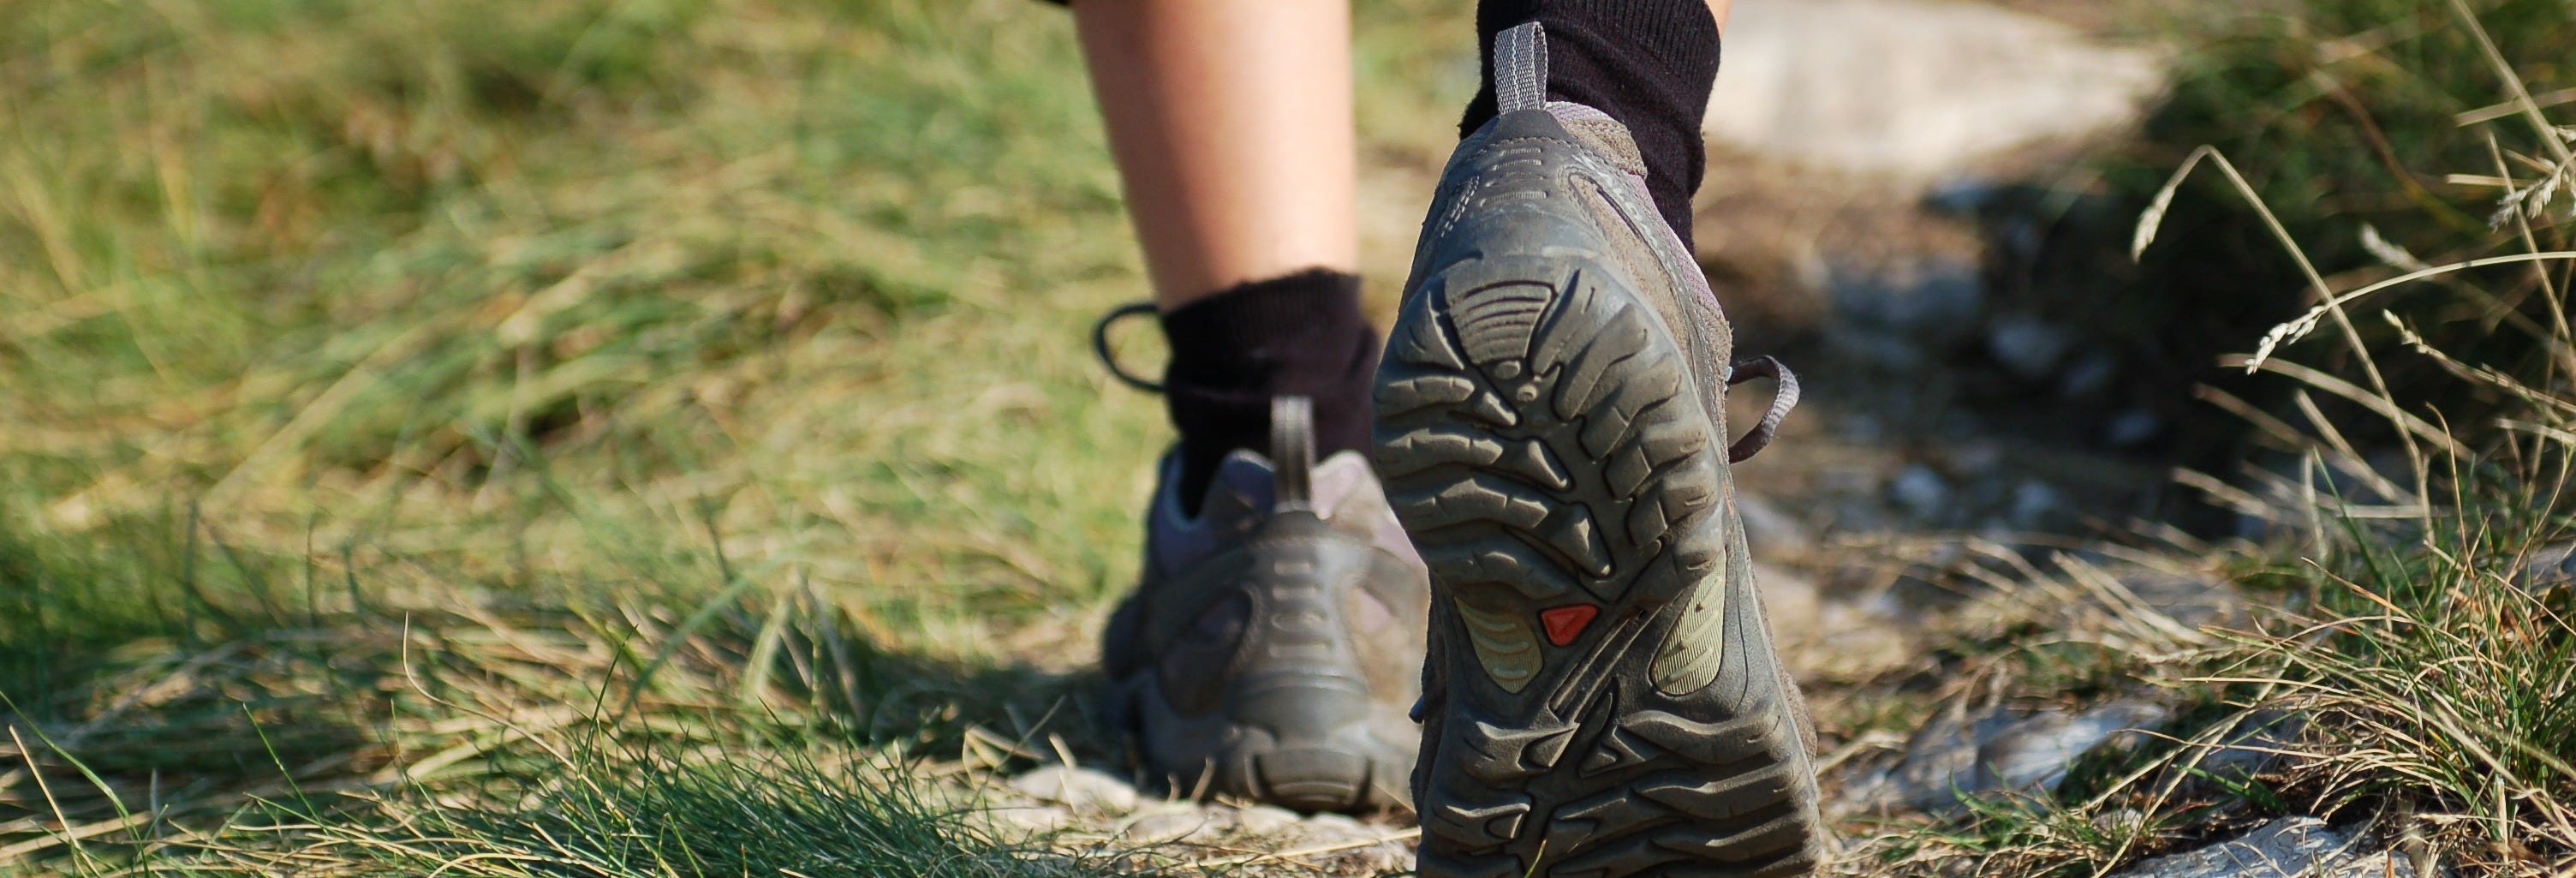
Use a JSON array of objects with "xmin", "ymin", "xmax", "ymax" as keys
[
  {"xmin": 1, "ymin": 0, "xmax": 1470, "ymax": 872},
  {"xmin": 2, "ymin": 593, "xmax": 1138, "ymax": 877},
  {"xmin": 1840, "ymin": 2, "xmax": 2576, "ymax": 875},
  {"xmin": 2096, "ymin": 0, "xmax": 2576, "ymax": 447}
]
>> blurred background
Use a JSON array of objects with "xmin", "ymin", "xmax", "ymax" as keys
[{"xmin": 3, "ymin": 0, "xmax": 2572, "ymax": 874}]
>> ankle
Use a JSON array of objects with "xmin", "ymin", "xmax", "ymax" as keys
[
  {"xmin": 1461, "ymin": 1, "xmax": 1721, "ymax": 247},
  {"xmin": 1159, "ymin": 269, "xmax": 1379, "ymax": 512}
]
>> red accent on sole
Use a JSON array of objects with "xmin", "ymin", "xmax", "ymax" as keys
[{"xmin": 1538, "ymin": 605, "xmax": 1600, "ymax": 648}]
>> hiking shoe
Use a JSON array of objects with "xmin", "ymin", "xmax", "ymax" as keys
[
  {"xmin": 1101, "ymin": 396, "xmax": 1429, "ymax": 813},
  {"xmin": 1371, "ymin": 22, "xmax": 1825, "ymax": 878}
]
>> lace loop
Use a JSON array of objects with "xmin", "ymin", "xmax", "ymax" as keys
[
  {"xmin": 1091, "ymin": 301, "xmax": 1166, "ymax": 393},
  {"xmin": 1726, "ymin": 355, "xmax": 1799, "ymax": 463}
]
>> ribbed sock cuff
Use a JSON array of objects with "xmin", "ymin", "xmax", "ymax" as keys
[
  {"xmin": 1159, "ymin": 270, "xmax": 1379, "ymax": 512},
  {"xmin": 1462, "ymin": 0, "xmax": 1721, "ymax": 248}
]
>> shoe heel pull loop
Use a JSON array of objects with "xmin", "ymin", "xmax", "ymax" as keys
[
  {"xmin": 1494, "ymin": 21, "xmax": 1548, "ymax": 114},
  {"xmin": 1271, "ymin": 395, "xmax": 1315, "ymax": 512},
  {"xmin": 1726, "ymin": 355, "xmax": 1799, "ymax": 463}
]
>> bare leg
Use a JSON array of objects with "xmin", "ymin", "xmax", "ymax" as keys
[{"xmin": 1073, "ymin": 0, "xmax": 1357, "ymax": 311}]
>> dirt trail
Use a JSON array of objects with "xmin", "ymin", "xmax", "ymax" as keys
[{"xmin": 988, "ymin": 2, "xmax": 2254, "ymax": 869}]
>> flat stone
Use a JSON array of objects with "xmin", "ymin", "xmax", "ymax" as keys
[
  {"xmin": 1971, "ymin": 700, "xmax": 2171, "ymax": 793},
  {"xmin": 2108, "ymin": 817, "xmax": 2415, "ymax": 878},
  {"xmin": 1706, "ymin": 0, "xmax": 2165, "ymax": 177},
  {"xmin": 2189, "ymin": 709, "xmax": 2305, "ymax": 779},
  {"xmin": 1885, "ymin": 700, "xmax": 2170, "ymax": 813},
  {"xmin": 2106, "ymin": 408, "xmax": 2163, "ymax": 447},
  {"xmin": 1831, "ymin": 258, "xmax": 1987, "ymax": 343},
  {"xmin": 1122, "ymin": 808, "xmax": 1223, "ymax": 845},
  {"xmin": 1297, "ymin": 812, "xmax": 1385, "ymax": 846},
  {"xmin": 1883, "ymin": 707, "xmax": 2026, "ymax": 812},
  {"xmin": 2059, "ymin": 353, "xmax": 2120, "ymax": 398},
  {"xmin": 1010, "ymin": 766, "xmax": 1139, "ymax": 815},
  {"xmin": 2008, "ymin": 481, "xmax": 2066, "ymax": 530},
  {"xmin": 1233, "ymin": 804, "xmax": 1302, "ymax": 835},
  {"xmin": 1891, "ymin": 463, "xmax": 1956, "ymax": 523},
  {"xmin": 989, "ymin": 804, "xmax": 1074, "ymax": 833},
  {"xmin": 2111, "ymin": 565, "xmax": 2244, "ymax": 628},
  {"xmin": 1347, "ymin": 839, "xmax": 1417, "ymax": 874},
  {"xmin": 2518, "ymin": 541, "xmax": 2576, "ymax": 594},
  {"xmin": 1987, "ymin": 314, "xmax": 2076, "ymax": 381}
]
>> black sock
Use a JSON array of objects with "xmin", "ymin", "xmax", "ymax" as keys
[
  {"xmin": 1460, "ymin": 1, "xmax": 1720, "ymax": 248},
  {"xmin": 1160, "ymin": 270, "xmax": 1378, "ymax": 515}
]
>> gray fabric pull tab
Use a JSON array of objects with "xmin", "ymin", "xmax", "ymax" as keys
[
  {"xmin": 1270, "ymin": 396, "xmax": 1315, "ymax": 512},
  {"xmin": 1494, "ymin": 21, "xmax": 1548, "ymax": 114}
]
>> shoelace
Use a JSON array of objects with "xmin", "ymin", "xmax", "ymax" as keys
[
  {"xmin": 1092, "ymin": 301, "xmax": 1798, "ymax": 461},
  {"xmin": 1092, "ymin": 302, "xmax": 1166, "ymax": 393},
  {"xmin": 1726, "ymin": 355, "xmax": 1798, "ymax": 463}
]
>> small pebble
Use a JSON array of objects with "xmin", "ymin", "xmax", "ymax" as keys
[
  {"xmin": 1299, "ymin": 812, "xmax": 1374, "ymax": 845},
  {"xmin": 1890, "ymin": 463, "xmax": 1953, "ymax": 523},
  {"xmin": 2008, "ymin": 480, "xmax": 2065, "ymax": 529},
  {"xmin": 1122, "ymin": 809, "xmax": 1217, "ymax": 845},
  {"xmin": 2106, "ymin": 408, "xmax": 2162, "ymax": 447},
  {"xmin": 1235, "ymin": 804, "xmax": 1301, "ymax": 835},
  {"xmin": 991, "ymin": 804, "xmax": 1073, "ymax": 833}
]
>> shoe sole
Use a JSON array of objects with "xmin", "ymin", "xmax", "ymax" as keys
[
  {"xmin": 1374, "ymin": 243, "xmax": 1824, "ymax": 875},
  {"xmin": 1107, "ymin": 668, "xmax": 1412, "ymax": 813}
]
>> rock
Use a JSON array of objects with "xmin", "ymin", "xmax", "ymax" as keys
[
  {"xmin": 2517, "ymin": 541, "xmax": 2576, "ymax": 594},
  {"xmin": 1349, "ymin": 839, "xmax": 1417, "ymax": 874},
  {"xmin": 1705, "ymin": 0, "xmax": 2165, "ymax": 178},
  {"xmin": 1299, "ymin": 813, "xmax": 1373, "ymax": 842},
  {"xmin": 2008, "ymin": 481, "xmax": 2066, "ymax": 530},
  {"xmin": 990, "ymin": 804, "xmax": 1074, "ymax": 833},
  {"xmin": 2106, "ymin": 408, "xmax": 2163, "ymax": 447},
  {"xmin": 1924, "ymin": 176, "xmax": 2004, "ymax": 216},
  {"xmin": 1971, "ymin": 700, "xmax": 2171, "ymax": 794},
  {"xmin": 1825, "ymin": 325, "xmax": 1935, "ymax": 371},
  {"xmin": 1122, "ymin": 808, "xmax": 1224, "ymax": 845},
  {"xmin": 2113, "ymin": 566, "xmax": 2244, "ymax": 628},
  {"xmin": 1011, "ymin": 766, "xmax": 1139, "ymax": 814},
  {"xmin": 1987, "ymin": 314, "xmax": 2076, "ymax": 381},
  {"xmin": 2191, "ymin": 709, "xmax": 2306, "ymax": 779},
  {"xmin": 1738, "ymin": 492, "xmax": 1817, "ymax": 561},
  {"xmin": 1831, "ymin": 258, "xmax": 1987, "ymax": 345},
  {"xmin": 1891, "ymin": 464, "xmax": 1955, "ymax": 523},
  {"xmin": 1234, "ymin": 804, "xmax": 1301, "ymax": 835},
  {"xmin": 2108, "ymin": 817, "xmax": 2416, "ymax": 878},
  {"xmin": 1833, "ymin": 498, "xmax": 1896, "ymax": 535},
  {"xmin": 1883, "ymin": 700, "xmax": 2170, "ymax": 813},
  {"xmin": 1805, "ymin": 590, "xmax": 1920, "ymax": 675},
  {"xmin": 1292, "ymin": 814, "xmax": 1413, "ymax": 872},
  {"xmin": 1941, "ymin": 409, "xmax": 1991, "ymax": 440},
  {"xmin": 2058, "ymin": 352, "xmax": 2120, "ymax": 398},
  {"xmin": 1951, "ymin": 444, "xmax": 2007, "ymax": 479},
  {"xmin": 2094, "ymin": 808, "xmax": 2148, "ymax": 837},
  {"xmin": 1840, "ymin": 413, "xmax": 1888, "ymax": 445},
  {"xmin": 1883, "ymin": 707, "xmax": 2027, "ymax": 813}
]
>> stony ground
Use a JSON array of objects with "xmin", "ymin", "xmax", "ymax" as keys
[
  {"xmin": 958, "ymin": 3, "xmax": 2405, "ymax": 875},
  {"xmin": 10, "ymin": 0, "xmax": 2562, "ymax": 874}
]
